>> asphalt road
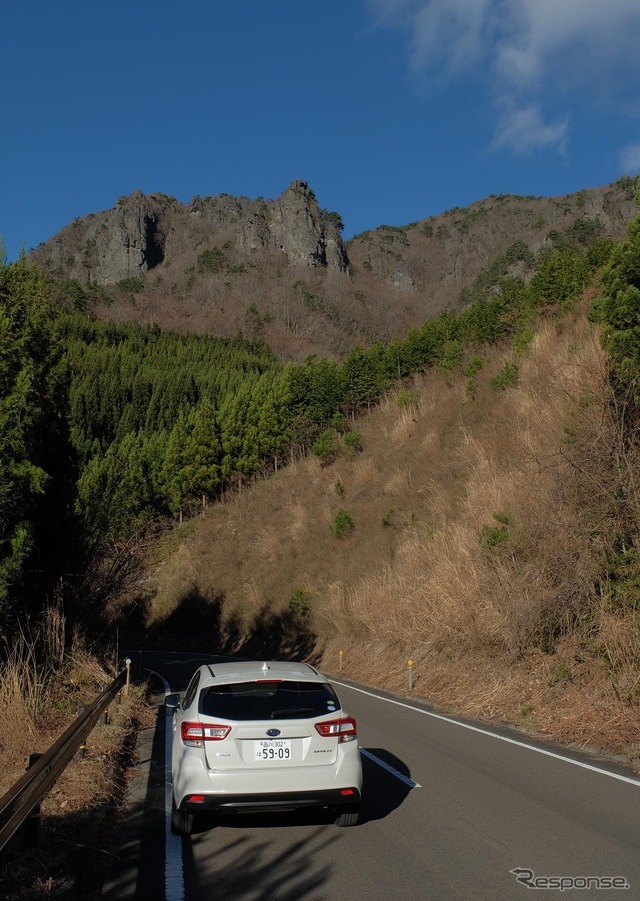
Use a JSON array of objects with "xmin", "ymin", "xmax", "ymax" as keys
[{"xmin": 104, "ymin": 651, "xmax": 640, "ymax": 900}]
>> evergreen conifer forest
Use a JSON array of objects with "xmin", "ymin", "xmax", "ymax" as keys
[{"xmin": 1, "ymin": 185, "xmax": 640, "ymax": 654}]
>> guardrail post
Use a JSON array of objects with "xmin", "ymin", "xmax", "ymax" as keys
[
  {"xmin": 76, "ymin": 706, "xmax": 87, "ymax": 760},
  {"xmin": 24, "ymin": 754, "xmax": 43, "ymax": 848},
  {"xmin": 124, "ymin": 658, "xmax": 131, "ymax": 697}
]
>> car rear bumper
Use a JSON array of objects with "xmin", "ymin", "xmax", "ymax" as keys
[
  {"xmin": 172, "ymin": 741, "xmax": 363, "ymax": 809},
  {"xmin": 178, "ymin": 787, "xmax": 361, "ymax": 814}
]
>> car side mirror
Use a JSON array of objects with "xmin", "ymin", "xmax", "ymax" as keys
[{"xmin": 165, "ymin": 693, "xmax": 181, "ymax": 710}]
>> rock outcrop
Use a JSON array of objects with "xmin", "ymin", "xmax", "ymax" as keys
[
  {"xmin": 31, "ymin": 181, "xmax": 349, "ymax": 285},
  {"xmin": 268, "ymin": 180, "xmax": 349, "ymax": 271},
  {"xmin": 27, "ymin": 176, "xmax": 638, "ymax": 361},
  {"xmin": 34, "ymin": 191, "xmax": 170, "ymax": 285}
]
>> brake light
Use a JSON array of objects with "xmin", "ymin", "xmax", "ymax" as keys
[
  {"xmin": 180, "ymin": 722, "xmax": 231, "ymax": 747},
  {"xmin": 315, "ymin": 717, "xmax": 357, "ymax": 743}
]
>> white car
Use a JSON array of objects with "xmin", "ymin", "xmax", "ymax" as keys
[{"xmin": 166, "ymin": 660, "xmax": 363, "ymax": 835}]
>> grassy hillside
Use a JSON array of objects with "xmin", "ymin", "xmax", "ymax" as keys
[
  {"xmin": 3, "ymin": 182, "xmax": 639, "ymax": 784},
  {"xmin": 143, "ymin": 300, "xmax": 639, "ymax": 766},
  {"xmin": 3, "ymin": 186, "xmax": 639, "ymax": 900}
]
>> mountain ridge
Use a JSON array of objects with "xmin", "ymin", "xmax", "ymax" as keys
[{"xmin": 30, "ymin": 176, "xmax": 638, "ymax": 359}]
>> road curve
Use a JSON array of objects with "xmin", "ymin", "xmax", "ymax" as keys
[{"xmin": 104, "ymin": 651, "xmax": 640, "ymax": 900}]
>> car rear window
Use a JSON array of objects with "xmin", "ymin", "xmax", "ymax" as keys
[{"xmin": 199, "ymin": 680, "xmax": 340, "ymax": 721}]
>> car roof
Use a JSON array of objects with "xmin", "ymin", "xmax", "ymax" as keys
[{"xmin": 197, "ymin": 660, "xmax": 326, "ymax": 688}]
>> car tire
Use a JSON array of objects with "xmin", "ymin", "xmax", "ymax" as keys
[
  {"xmin": 334, "ymin": 805, "xmax": 360, "ymax": 827},
  {"xmin": 171, "ymin": 796, "xmax": 197, "ymax": 836}
]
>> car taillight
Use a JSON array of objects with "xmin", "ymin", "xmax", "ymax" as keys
[
  {"xmin": 180, "ymin": 722, "xmax": 231, "ymax": 747},
  {"xmin": 315, "ymin": 717, "xmax": 357, "ymax": 743}
]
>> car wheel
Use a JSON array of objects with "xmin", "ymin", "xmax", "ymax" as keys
[
  {"xmin": 171, "ymin": 796, "xmax": 196, "ymax": 836},
  {"xmin": 334, "ymin": 805, "xmax": 360, "ymax": 827}
]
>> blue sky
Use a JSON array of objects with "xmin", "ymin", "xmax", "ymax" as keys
[{"xmin": 2, "ymin": 0, "xmax": 640, "ymax": 261}]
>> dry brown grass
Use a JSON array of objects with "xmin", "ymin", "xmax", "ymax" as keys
[
  {"xmin": 315, "ymin": 318, "xmax": 606, "ymax": 656},
  {"xmin": 0, "ymin": 631, "xmax": 143, "ymax": 792},
  {"xmin": 594, "ymin": 609, "xmax": 640, "ymax": 681},
  {"xmin": 144, "ymin": 305, "xmax": 640, "ymax": 764},
  {"xmin": 321, "ymin": 630, "xmax": 640, "ymax": 768},
  {"xmin": 0, "ymin": 625, "xmax": 152, "ymax": 900},
  {"xmin": 0, "ymin": 607, "xmax": 69, "ymax": 785}
]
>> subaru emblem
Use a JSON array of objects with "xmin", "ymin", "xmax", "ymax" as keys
[{"xmin": 266, "ymin": 728, "xmax": 281, "ymax": 737}]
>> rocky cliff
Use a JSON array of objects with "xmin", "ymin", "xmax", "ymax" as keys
[
  {"xmin": 30, "ymin": 177, "xmax": 638, "ymax": 360},
  {"xmin": 31, "ymin": 181, "xmax": 348, "ymax": 286}
]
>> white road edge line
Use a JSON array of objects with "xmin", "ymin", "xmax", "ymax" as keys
[
  {"xmin": 145, "ymin": 669, "xmax": 186, "ymax": 901},
  {"xmin": 360, "ymin": 748, "xmax": 421, "ymax": 788},
  {"xmin": 332, "ymin": 679, "xmax": 640, "ymax": 788}
]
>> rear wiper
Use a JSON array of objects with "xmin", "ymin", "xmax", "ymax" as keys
[{"xmin": 270, "ymin": 707, "xmax": 315, "ymax": 718}]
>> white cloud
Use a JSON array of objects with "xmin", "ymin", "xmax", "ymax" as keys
[
  {"xmin": 407, "ymin": 0, "xmax": 493, "ymax": 78},
  {"xmin": 368, "ymin": 0, "xmax": 493, "ymax": 79},
  {"xmin": 368, "ymin": 0, "xmax": 640, "ymax": 155},
  {"xmin": 619, "ymin": 144, "xmax": 640, "ymax": 176},
  {"xmin": 492, "ymin": 103, "xmax": 569, "ymax": 156},
  {"xmin": 493, "ymin": 0, "xmax": 640, "ymax": 95}
]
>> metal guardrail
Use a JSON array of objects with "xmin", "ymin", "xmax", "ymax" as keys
[{"xmin": 0, "ymin": 660, "xmax": 131, "ymax": 853}]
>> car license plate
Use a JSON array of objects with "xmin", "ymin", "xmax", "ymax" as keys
[{"xmin": 254, "ymin": 739, "xmax": 292, "ymax": 761}]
